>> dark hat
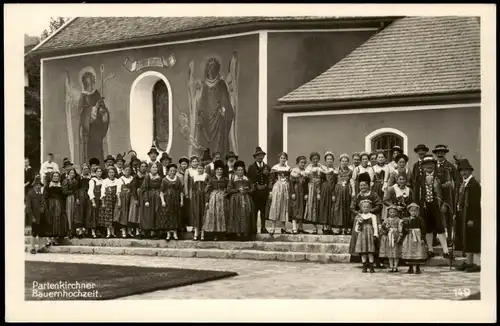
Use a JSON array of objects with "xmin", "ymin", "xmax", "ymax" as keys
[
  {"xmin": 201, "ymin": 148, "xmax": 212, "ymax": 163},
  {"xmin": 253, "ymin": 146, "xmax": 266, "ymax": 157},
  {"xmin": 358, "ymin": 173, "xmax": 371, "ymax": 184},
  {"xmin": 432, "ymin": 144, "xmax": 450, "ymax": 154},
  {"xmin": 62, "ymin": 157, "xmax": 73, "ymax": 168},
  {"xmin": 160, "ymin": 152, "xmax": 172, "ymax": 163},
  {"xmin": 213, "ymin": 159, "xmax": 225, "ymax": 171},
  {"xmin": 147, "ymin": 144, "xmax": 159, "ymax": 156},
  {"xmin": 457, "ymin": 159, "xmax": 474, "ymax": 171},
  {"xmin": 421, "ymin": 154, "xmax": 437, "ymax": 166},
  {"xmin": 32, "ymin": 174, "xmax": 42, "ymax": 186},
  {"xmin": 104, "ymin": 154, "xmax": 116, "ymax": 163},
  {"xmin": 234, "ymin": 160, "xmax": 245, "ymax": 171},
  {"xmin": 130, "ymin": 155, "xmax": 141, "ymax": 165},
  {"xmin": 394, "ymin": 153, "xmax": 409, "ymax": 163},
  {"xmin": 89, "ymin": 157, "xmax": 100, "ymax": 166},
  {"xmin": 225, "ymin": 151, "xmax": 238, "ymax": 160},
  {"xmin": 178, "ymin": 156, "xmax": 189, "ymax": 165},
  {"xmin": 116, "ymin": 153, "xmax": 125, "ymax": 163},
  {"xmin": 414, "ymin": 144, "xmax": 429, "ymax": 153},
  {"xmin": 391, "ymin": 145, "xmax": 403, "ymax": 153},
  {"xmin": 167, "ymin": 163, "xmax": 178, "ymax": 171}
]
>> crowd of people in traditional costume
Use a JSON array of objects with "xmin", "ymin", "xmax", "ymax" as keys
[{"xmin": 24, "ymin": 143, "xmax": 481, "ymax": 273}]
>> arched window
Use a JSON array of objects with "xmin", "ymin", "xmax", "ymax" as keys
[
  {"xmin": 365, "ymin": 128, "xmax": 408, "ymax": 162},
  {"xmin": 152, "ymin": 80, "xmax": 170, "ymax": 152}
]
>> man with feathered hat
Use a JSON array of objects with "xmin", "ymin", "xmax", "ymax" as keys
[
  {"xmin": 146, "ymin": 143, "xmax": 160, "ymax": 171},
  {"xmin": 158, "ymin": 152, "xmax": 172, "ymax": 178},
  {"xmin": 246, "ymin": 146, "xmax": 270, "ymax": 234},
  {"xmin": 411, "ymin": 144, "xmax": 429, "ymax": 205}
]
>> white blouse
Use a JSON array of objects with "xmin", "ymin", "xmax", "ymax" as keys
[
  {"xmin": 352, "ymin": 165, "xmax": 375, "ymax": 182},
  {"xmin": 356, "ymin": 212, "xmax": 379, "ymax": 237},
  {"xmin": 271, "ymin": 164, "xmax": 290, "ymax": 172},
  {"xmin": 192, "ymin": 172, "xmax": 208, "ymax": 182},
  {"xmin": 117, "ymin": 175, "xmax": 134, "ymax": 194},
  {"xmin": 100, "ymin": 178, "xmax": 120, "ymax": 199},
  {"xmin": 88, "ymin": 178, "xmax": 103, "ymax": 200}
]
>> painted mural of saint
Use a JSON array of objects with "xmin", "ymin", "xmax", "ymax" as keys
[{"xmin": 78, "ymin": 67, "xmax": 110, "ymax": 165}]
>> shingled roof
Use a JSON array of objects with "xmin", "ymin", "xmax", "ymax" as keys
[
  {"xmin": 34, "ymin": 16, "xmax": 395, "ymax": 54},
  {"xmin": 278, "ymin": 16, "xmax": 480, "ymax": 104}
]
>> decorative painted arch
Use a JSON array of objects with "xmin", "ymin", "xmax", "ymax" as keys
[
  {"xmin": 365, "ymin": 127, "xmax": 408, "ymax": 156},
  {"xmin": 129, "ymin": 71, "xmax": 173, "ymax": 160}
]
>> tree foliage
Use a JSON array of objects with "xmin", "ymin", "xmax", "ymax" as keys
[{"xmin": 41, "ymin": 17, "xmax": 69, "ymax": 40}]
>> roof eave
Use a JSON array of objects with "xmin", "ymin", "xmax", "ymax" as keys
[
  {"xmin": 29, "ymin": 16, "xmax": 400, "ymax": 59},
  {"xmin": 274, "ymin": 91, "xmax": 482, "ymax": 113}
]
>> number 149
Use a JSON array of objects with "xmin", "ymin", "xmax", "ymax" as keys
[{"xmin": 454, "ymin": 288, "xmax": 471, "ymax": 297}]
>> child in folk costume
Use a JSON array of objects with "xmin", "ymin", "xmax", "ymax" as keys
[
  {"xmin": 350, "ymin": 152, "xmax": 375, "ymax": 197},
  {"xmin": 75, "ymin": 163, "xmax": 92, "ymax": 238},
  {"xmin": 189, "ymin": 163, "xmax": 208, "ymax": 240},
  {"xmin": 160, "ymin": 164, "xmax": 184, "ymax": 241},
  {"xmin": 203, "ymin": 160, "xmax": 228, "ymax": 238},
  {"xmin": 43, "ymin": 172, "xmax": 66, "ymax": 246},
  {"xmin": 267, "ymin": 152, "xmax": 291, "ymax": 235},
  {"xmin": 100, "ymin": 167, "xmax": 120, "ymax": 238},
  {"xmin": 27, "ymin": 175, "xmax": 44, "ymax": 254},
  {"xmin": 303, "ymin": 152, "xmax": 327, "ymax": 234},
  {"xmin": 319, "ymin": 151, "xmax": 338, "ymax": 234},
  {"xmin": 399, "ymin": 203, "xmax": 428, "ymax": 274},
  {"xmin": 87, "ymin": 167, "xmax": 103, "ymax": 238},
  {"xmin": 114, "ymin": 165, "xmax": 134, "ymax": 238},
  {"xmin": 62, "ymin": 168, "xmax": 79, "ymax": 238},
  {"xmin": 333, "ymin": 154, "xmax": 353, "ymax": 235},
  {"xmin": 379, "ymin": 205, "xmax": 402, "ymax": 272},
  {"xmin": 128, "ymin": 160, "xmax": 147, "ymax": 237},
  {"xmin": 354, "ymin": 199, "xmax": 379, "ymax": 273},
  {"xmin": 387, "ymin": 153, "xmax": 412, "ymax": 188},
  {"xmin": 141, "ymin": 162, "xmax": 163, "ymax": 239},
  {"xmin": 289, "ymin": 156, "xmax": 309, "ymax": 234},
  {"xmin": 227, "ymin": 160, "xmax": 255, "ymax": 239}
]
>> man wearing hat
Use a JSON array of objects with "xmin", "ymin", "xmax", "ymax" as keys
[
  {"xmin": 26, "ymin": 175, "xmax": 44, "ymax": 254},
  {"xmin": 387, "ymin": 145, "xmax": 404, "ymax": 175},
  {"xmin": 102, "ymin": 154, "xmax": 116, "ymax": 179},
  {"xmin": 205, "ymin": 151, "xmax": 222, "ymax": 176},
  {"xmin": 418, "ymin": 154, "xmax": 452, "ymax": 260},
  {"xmin": 223, "ymin": 151, "xmax": 239, "ymax": 179},
  {"xmin": 147, "ymin": 144, "xmax": 160, "ymax": 170},
  {"xmin": 411, "ymin": 144, "xmax": 430, "ymax": 205},
  {"xmin": 432, "ymin": 144, "xmax": 458, "ymax": 246},
  {"xmin": 247, "ymin": 146, "xmax": 271, "ymax": 234},
  {"xmin": 158, "ymin": 152, "xmax": 172, "ymax": 178},
  {"xmin": 89, "ymin": 157, "xmax": 100, "ymax": 177},
  {"xmin": 60, "ymin": 158, "xmax": 74, "ymax": 183},
  {"xmin": 115, "ymin": 154, "xmax": 126, "ymax": 178},
  {"xmin": 454, "ymin": 159, "xmax": 481, "ymax": 273}
]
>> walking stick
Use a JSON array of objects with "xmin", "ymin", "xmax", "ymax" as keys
[{"xmin": 450, "ymin": 214, "xmax": 456, "ymax": 270}]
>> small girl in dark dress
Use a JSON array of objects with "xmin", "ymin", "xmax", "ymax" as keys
[
  {"xmin": 189, "ymin": 163, "xmax": 208, "ymax": 240},
  {"xmin": 100, "ymin": 167, "xmax": 120, "ymax": 238},
  {"xmin": 399, "ymin": 203, "xmax": 428, "ymax": 274},
  {"xmin": 43, "ymin": 171, "xmax": 66, "ymax": 245},
  {"xmin": 289, "ymin": 156, "xmax": 308, "ymax": 234},
  {"xmin": 160, "ymin": 163, "xmax": 184, "ymax": 241},
  {"xmin": 87, "ymin": 167, "xmax": 103, "ymax": 238},
  {"xmin": 128, "ymin": 161, "xmax": 147, "ymax": 237},
  {"xmin": 76, "ymin": 164, "xmax": 92, "ymax": 238},
  {"xmin": 354, "ymin": 199, "xmax": 379, "ymax": 273}
]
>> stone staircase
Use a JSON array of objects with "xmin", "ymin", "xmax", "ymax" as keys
[{"xmin": 24, "ymin": 229, "xmax": 462, "ymax": 266}]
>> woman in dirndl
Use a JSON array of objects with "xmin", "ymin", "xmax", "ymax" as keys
[
  {"xmin": 203, "ymin": 160, "xmax": 228, "ymax": 239},
  {"xmin": 350, "ymin": 152, "xmax": 375, "ymax": 198},
  {"xmin": 289, "ymin": 155, "xmax": 309, "ymax": 234},
  {"xmin": 128, "ymin": 160, "xmax": 147, "ymax": 237},
  {"xmin": 160, "ymin": 163, "xmax": 184, "ymax": 241},
  {"xmin": 114, "ymin": 165, "xmax": 134, "ymax": 238},
  {"xmin": 100, "ymin": 166, "xmax": 119, "ymax": 238},
  {"xmin": 184, "ymin": 155, "xmax": 201, "ymax": 230},
  {"xmin": 303, "ymin": 152, "xmax": 326, "ymax": 234},
  {"xmin": 267, "ymin": 152, "xmax": 291, "ymax": 235},
  {"xmin": 371, "ymin": 150, "xmax": 390, "ymax": 219},
  {"xmin": 87, "ymin": 167, "xmax": 103, "ymax": 238},
  {"xmin": 75, "ymin": 163, "xmax": 92, "ymax": 238},
  {"xmin": 399, "ymin": 203, "xmax": 428, "ymax": 274},
  {"xmin": 189, "ymin": 162, "xmax": 208, "ymax": 240},
  {"xmin": 43, "ymin": 171, "xmax": 67, "ymax": 245},
  {"xmin": 383, "ymin": 171, "xmax": 414, "ymax": 217},
  {"xmin": 141, "ymin": 162, "xmax": 163, "ymax": 239},
  {"xmin": 333, "ymin": 154, "xmax": 353, "ymax": 235},
  {"xmin": 227, "ymin": 160, "xmax": 255, "ymax": 239},
  {"xmin": 62, "ymin": 167, "xmax": 79, "ymax": 238},
  {"xmin": 379, "ymin": 205, "xmax": 402, "ymax": 272},
  {"xmin": 177, "ymin": 157, "xmax": 190, "ymax": 232},
  {"xmin": 319, "ymin": 151, "xmax": 338, "ymax": 234}
]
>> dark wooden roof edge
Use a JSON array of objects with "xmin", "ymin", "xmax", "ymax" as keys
[
  {"xmin": 29, "ymin": 16, "xmax": 400, "ymax": 59},
  {"xmin": 274, "ymin": 91, "xmax": 481, "ymax": 113}
]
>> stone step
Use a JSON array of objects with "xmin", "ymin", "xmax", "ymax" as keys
[
  {"xmin": 24, "ymin": 245, "xmax": 352, "ymax": 263},
  {"xmin": 24, "ymin": 237, "xmax": 349, "ymax": 253}
]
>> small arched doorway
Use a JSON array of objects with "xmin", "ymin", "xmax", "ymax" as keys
[{"xmin": 129, "ymin": 71, "xmax": 172, "ymax": 160}]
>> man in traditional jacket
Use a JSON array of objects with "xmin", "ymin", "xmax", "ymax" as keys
[
  {"xmin": 247, "ymin": 147, "xmax": 271, "ymax": 234},
  {"xmin": 411, "ymin": 144, "xmax": 429, "ymax": 206},
  {"xmin": 147, "ymin": 144, "xmax": 160, "ymax": 171},
  {"xmin": 432, "ymin": 144, "xmax": 458, "ymax": 246},
  {"xmin": 223, "ymin": 151, "xmax": 238, "ymax": 179},
  {"xmin": 158, "ymin": 152, "xmax": 172, "ymax": 178},
  {"xmin": 418, "ymin": 155, "xmax": 452, "ymax": 260},
  {"xmin": 454, "ymin": 159, "xmax": 481, "ymax": 273}
]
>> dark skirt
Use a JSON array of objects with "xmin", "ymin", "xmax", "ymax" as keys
[
  {"xmin": 86, "ymin": 194, "xmax": 100, "ymax": 229},
  {"xmin": 157, "ymin": 189, "xmax": 182, "ymax": 230},
  {"xmin": 318, "ymin": 183, "xmax": 335, "ymax": 226},
  {"xmin": 141, "ymin": 189, "xmax": 161, "ymax": 231},
  {"xmin": 355, "ymin": 224, "xmax": 376, "ymax": 254},
  {"xmin": 128, "ymin": 197, "xmax": 141, "ymax": 226},
  {"xmin": 75, "ymin": 190, "xmax": 91, "ymax": 228},
  {"xmin": 227, "ymin": 193, "xmax": 254, "ymax": 234},
  {"xmin": 332, "ymin": 183, "xmax": 351, "ymax": 228},
  {"xmin": 189, "ymin": 189, "xmax": 206, "ymax": 229},
  {"xmin": 99, "ymin": 193, "xmax": 117, "ymax": 228},
  {"xmin": 114, "ymin": 189, "xmax": 132, "ymax": 227},
  {"xmin": 45, "ymin": 198, "xmax": 67, "ymax": 237}
]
